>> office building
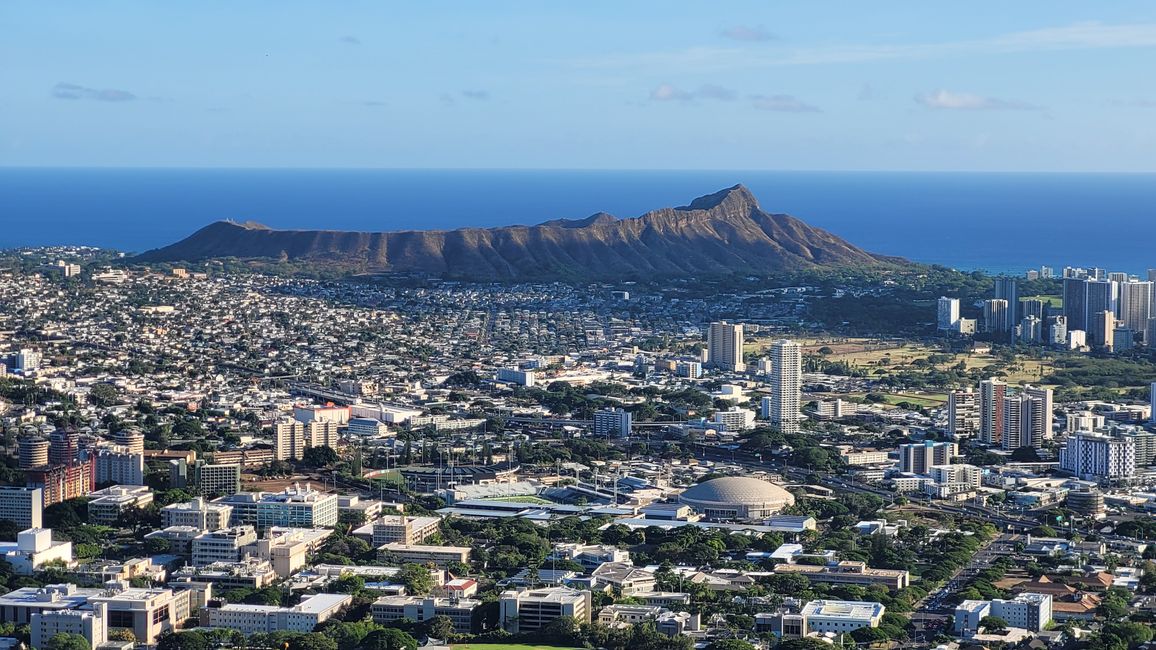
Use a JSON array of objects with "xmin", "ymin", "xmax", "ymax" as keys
[
  {"xmin": 1062, "ymin": 278, "xmax": 1088, "ymax": 332},
  {"xmin": 1059, "ymin": 432, "xmax": 1136, "ymax": 482},
  {"xmin": 798, "ymin": 600, "xmax": 885, "ymax": 634},
  {"xmin": 0, "ymin": 584, "xmax": 103, "ymax": 625},
  {"xmin": 898, "ymin": 441, "xmax": 957, "ymax": 474},
  {"xmin": 937, "ymin": 297, "xmax": 960, "ymax": 331},
  {"xmin": 0, "ymin": 529, "xmax": 74, "ymax": 575},
  {"xmin": 712, "ymin": 407, "xmax": 755, "ymax": 432},
  {"xmin": 377, "ymin": 543, "xmax": 471, "ymax": 568},
  {"xmin": 982, "ymin": 299, "xmax": 1009, "ymax": 336},
  {"xmin": 768, "ymin": 339, "xmax": 802, "ymax": 433},
  {"xmin": 193, "ymin": 461, "xmax": 241, "ymax": 497},
  {"xmin": 161, "ymin": 498, "xmax": 233, "ymax": 531},
  {"xmin": 87, "ymin": 486, "xmax": 154, "ymax": 526},
  {"xmin": 979, "ymin": 379, "xmax": 1008, "ymax": 446},
  {"xmin": 170, "ymin": 558, "xmax": 278, "ymax": 590},
  {"xmin": 947, "ymin": 389, "xmax": 979, "ymax": 437},
  {"xmin": 31, "ymin": 603, "xmax": 108, "ymax": 650},
  {"xmin": 706, "ymin": 321, "xmax": 745, "ymax": 372},
  {"xmin": 592, "ymin": 408, "xmax": 633, "ymax": 438},
  {"xmin": 371, "ymin": 596, "xmax": 481, "ymax": 634},
  {"xmin": 273, "ymin": 419, "xmax": 305, "ymax": 461},
  {"xmin": 1089, "ymin": 310, "xmax": 1116, "ymax": 351},
  {"xmin": 0, "ymin": 487, "xmax": 43, "ymax": 529},
  {"xmin": 347, "ymin": 418, "xmax": 389, "ymax": 438},
  {"xmin": 205, "ymin": 593, "xmax": 351, "ymax": 635},
  {"xmin": 675, "ymin": 361, "xmax": 702, "ymax": 378},
  {"xmin": 244, "ymin": 527, "xmax": 333, "ymax": 578},
  {"xmin": 993, "ymin": 278, "xmax": 1019, "ymax": 329},
  {"xmin": 1151, "ymin": 381, "xmax": 1156, "ymax": 425},
  {"xmin": 214, "ymin": 483, "xmax": 340, "ymax": 529},
  {"xmin": 499, "ymin": 587, "xmax": 592, "ymax": 633},
  {"xmin": 87, "ymin": 587, "xmax": 192, "ymax": 646},
  {"xmin": 990, "ymin": 593, "xmax": 1052, "ymax": 632},
  {"xmin": 496, "ymin": 367, "xmax": 536, "ymax": 387},
  {"xmin": 191, "ymin": 526, "xmax": 258, "ymax": 566},
  {"xmin": 371, "ymin": 516, "xmax": 441, "ymax": 547}
]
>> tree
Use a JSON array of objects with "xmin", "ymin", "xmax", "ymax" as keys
[
  {"xmin": 45, "ymin": 633, "xmax": 90, "ymax": 650},
  {"xmin": 394, "ymin": 563, "xmax": 434, "ymax": 595},
  {"xmin": 157, "ymin": 631, "xmax": 209, "ymax": 650},
  {"xmin": 288, "ymin": 633, "xmax": 338, "ymax": 650},
  {"xmin": 109, "ymin": 630, "xmax": 137, "ymax": 643},
  {"xmin": 302, "ymin": 445, "xmax": 340, "ymax": 468},
  {"xmin": 980, "ymin": 615, "xmax": 1009, "ymax": 633},
  {"xmin": 428, "ymin": 615, "xmax": 455, "ymax": 640},
  {"xmin": 778, "ymin": 640, "xmax": 836, "ymax": 650},
  {"xmin": 361, "ymin": 629, "xmax": 417, "ymax": 650},
  {"xmin": 707, "ymin": 641, "xmax": 754, "ymax": 650},
  {"xmin": 88, "ymin": 383, "xmax": 120, "ymax": 407}
]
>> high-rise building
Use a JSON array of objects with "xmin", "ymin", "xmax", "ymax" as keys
[
  {"xmin": 993, "ymin": 278, "xmax": 1019, "ymax": 330},
  {"xmin": 1114, "ymin": 327, "xmax": 1135, "ymax": 352},
  {"xmin": 112, "ymin": 431, "xmax": 145, "ymax": 455},
  {"xmin": 1119, "ymin": 281, "xmax": 1153, "ymax": 340},
  {"xmin": 305, "ymin": 420, "xmax": 339, "ymax": 449},
  {"xmin": 1048, "ymin": 315, "xmax": 1068, "ymax": 347},
  {"xmin": 947, "ymin": 389, "xmax": 979, "ymax": 437},
  {"xmin": 194, "ymin": 461, "xmax": 242, "ymax": 497},
  {"xmin": 1059, "ymin": 432, "xmax": 1135, "ymax": 482},
  {"xmin": 592, "ymin": 408, "xmax": 633, "ymax": 438},
  {"xmin": 899, "ymin": 441, "xmax": 957, "ymax": 474},
  {"xmin": 1019, "ymin": 316, "xmax": 1042, "ymax": 343},
  {"xmin": 1151, "ymin": 382, "xmax": 1156, "ymax": 425},
  {"xmin": 1002, "ymin": 391, "xmax": 1050, "ymax": 450},
  {"xmin": 18, "ymin": 437, "xmax": 49, "ymax": 470},
  {"xmin": 979, "ymin": 379, "xmax": 1008, "ymax": 446},
  {"xmin": 1147, "ymin": 318, "xmax": 1156, "ymax": 347},
  {"xmin": 48, "ymin": 431, "xmax": 80, "ymax": 466},
  {"xmin": 1086, "ymin": 280, "xmax": 1117, "ymax": 323},
  {"xmin": 937, "ymin": 297, "xmax": 960, "ymax": 331},
  {"xmin": 1062, "ymin": 278, "xmax": 1089, "ymax": 332},
  {"xmin": 982, "ymin": 300, "xmax": 1009, "ymax": 335},
  {"xmin": 1021, "ymin": 299, "xmax": 1045, "ymax": 321},
  {"xmin": 769, "ymin": 339, "xmax": 802, "ymax": 434},
  {"xmin": 706, "ymin": 321, "xmax": 745, "ymax": 372},
  {"xmin": 499, "ymin": 587, "xmax": 592, "ymax": 633},
  {"xmin": 26, "ymin": 460, "xmax": 93, "ymax": 507},
  {"xmin": 1088, "ymin": 310, "xmax": 1115, "ymax": 351},
  {"xmin": 1114, "ymin": 430, "xmax": 1156, "ymax": 467},
  {"xmin": 273, "ymin": 419, "xmax": 305, "ymax": 461},
  {"xmin": 94, "ymin": 448, "xmax": 145, "ymax": 486}
]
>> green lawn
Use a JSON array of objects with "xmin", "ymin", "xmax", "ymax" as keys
[
  {"xmin": 454, "ymin": 645, "xmax": 583, "ymax": 650},
  {"xmin": 453, "ymin": 638, "xmax": 582, "ymax": 643},
  {"xmin": 479, "ymin": 495, "xmax": 553, "ymax": 504}
]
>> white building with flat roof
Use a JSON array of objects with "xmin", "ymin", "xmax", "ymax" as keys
[
  {"xmin": 372, "ymin": 516, "xmax": 441, "ymax": 547},
  {"xmin": 0, "ymin": 584, "xmax": 102, "ymax": 625},
  {"xmin": 799, "ymin": 600, "xmax": 885, "ymax": 634},
  {"xmin": 87, "ymin": 486, "xmax": 154, "ymax": 526},
  {"xmin": 87, "ymin": 587, "xmax": 192, "ymax": 646},
  {"xmin": 205, "ymin": 593, "xmax": 351, "ymax": 635},
  {"xmin": 214, "ymin": 483, "xmax": 339, "ymax": 529},
  {"xmin": 377, "ymin": 543, "xmax": 470, "ymax": 568},
  {"xmin": 371, "ymin": 596, "xmax": 481, "ymax": 634},
  {"xmin": 0, "ymin": 529, "xmax": 74, "ymax": 576},
  {"xmin": 191, "ymin": 526, "xmax": 258, "ymax": 566},
  {"xmin": 499, "ymin": 587, "xmax": 591, "ymax": 633}
]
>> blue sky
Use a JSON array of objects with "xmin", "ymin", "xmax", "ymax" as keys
[{"xmin": 4, "ymin": 1, "xmax": 1156, "ymax": 171}]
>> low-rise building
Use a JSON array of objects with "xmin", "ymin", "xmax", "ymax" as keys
[
  {"xmin": 499, "ymin": 587, "xmax": 592, "ymax": 633},
  {"xmin": 0, "ymin": 529, "xmax": 74, "ymax": 576},
  {"xmin": 161, "ymin": 498, "xmax": 232, "ymax": 531},
  {"xmin": 798, "ymin": 600, "xmax": 885, "ymax": 634},
  {"xmin": 370, "ymin": 596, "xmax": 481, "ymax": 634},
  {"xmin": 88, "ymin": 587, "xmax": 192, "ymax": 645},
  {"xmin": 206, "ymin": 593, "xmax": 351, "ymax": 635},
  {"xmin": 773, "ymin": 561, "xmax": 910, "ymax": 591},
  {"xmin": 243, "ymin": 527, "xmax": 333, "ymax": 578},
  {"xmin": 598, "ymin": 604, "xmax": 666, "ymax": 627},
  {"xmin": 191, "ymin": 526, "xmax": 258, "ymax": 566},
  {"xmin": 31, "ymin": 603, "xmax": 108, "ymax": 650},
  {"xmin": 371, "ymin": 516, "xmax": 441, "ymax": 547},
  {"xmin": 170, "ymin": 558, "xmax": 278, "ymax": 590},
  {"xmin": 377, "ymin": 543, "xmax": 470, "ymax": 568},
  {"xmin": 87, "ymin": 486, "xmax": 154, "ymax": 526}
]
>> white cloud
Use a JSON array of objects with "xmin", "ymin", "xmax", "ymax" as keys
[
  {"xmin": 915, "ymin": 90, "xmax": 1039, "ymax": 111},
  {"xmin": 650, "ymin": 83, "xmax": 735, "ymax": 102}
]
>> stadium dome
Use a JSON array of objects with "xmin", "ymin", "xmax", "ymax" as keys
[{"xmin": 678, "ymin": 476, "xmax": 795, "ymax": 520}]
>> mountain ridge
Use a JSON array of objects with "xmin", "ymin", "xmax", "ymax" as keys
[{"xmin": 134, "ymin": 184, "xmax": 903, "ymax": 279}]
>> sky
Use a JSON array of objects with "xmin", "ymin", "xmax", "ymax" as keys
[{"xmin": 4, "ymin": 1, "xmax": 1156, "ymax": 171}]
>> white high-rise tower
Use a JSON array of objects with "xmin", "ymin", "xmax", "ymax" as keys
[
  {"xmin": 769, "ymin": 339, "xmax": 802, "ymax": 433},
  {"xmin": 707, "ymin": 321, "xmax": 746, "ymax": 372}
]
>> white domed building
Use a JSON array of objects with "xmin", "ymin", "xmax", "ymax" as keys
[{"xmin": 678, "ymin": 476, "xmax": 795, "ymax": 521}]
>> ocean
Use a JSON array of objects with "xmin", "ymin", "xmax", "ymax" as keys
[{"xmin": 2, "ymin": 168, "xmax": 1155, "ymax": 274}]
